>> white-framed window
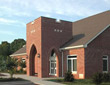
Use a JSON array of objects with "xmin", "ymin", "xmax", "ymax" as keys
[
  {"xmin": 103, "ymin": 55, "xmax": 108, "ymax": 73},
  {"xmin": 49, "ymin": 50, "xmax": 57, "ymax": 75},
  {"xmin": 67, "ymin": 55, "xmax": 77, "ymax": 74},
  {"xmin": 22, "ymin": 58, "xmax": 26, "ymax": 62}
]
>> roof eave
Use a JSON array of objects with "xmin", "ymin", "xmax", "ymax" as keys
[
  {"xmin": 10, "ymin": 53, "xmax": 27, "ymax": 57},
  {"xmin": 60, "ymin": 24, "xmax": 110, "ymax": 51},
  {"xmin": 60, "ymin": 45, "xmax": 86, "ymax": 51}
]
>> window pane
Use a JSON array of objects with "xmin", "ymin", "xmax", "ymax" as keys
[
  {"xmin": 103, "ymin": 60, "xmax": 107, "ymax": 71},
  {"xmin": 51, "ymin": 63, "xmax": 54, "ymax": 68},
  {"xmin": 51, "ymin": 69, "xmax": 54, "ymax": 74},
  {"xmin": 54, "ymin": 63, "xmax": 56, "ymax": 68},
  {"xmin": 68, "ymin": 60, "xmax": 71, "ymax": 72},
  {"xmin": 73, "ymin": 59, "xmax": 77, "ymax": 71},
  {"xmin": 55, "ymin": 69, "xmax": 56, "ymax": 74}
]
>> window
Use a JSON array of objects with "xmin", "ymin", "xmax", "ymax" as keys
[
  {"xmin": 67, "ymin": 55, "xmax": 77, "ymax": 74},
  {"xmin": 103, "ymin": 56, "xmax": 108, "ymax": 73},
  {"xmin": 49, "ymin": 50, "xmax": 56, "ymax": 75},
  {"xmin": 22, "ymin": 58, "xmax": 25, "ymax": 62}
]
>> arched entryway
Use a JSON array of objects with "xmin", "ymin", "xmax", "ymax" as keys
[
  {"xmin": 49, "ymin": 49, "xmax": 59, "ymax": 76},
  {"xmin": 29, "ymin": 44, "xmax": 37, "ymax": 76}
]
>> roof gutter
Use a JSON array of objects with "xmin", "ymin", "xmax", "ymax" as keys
[
  {"xmin": 10, "ymin": 53, "xmax": 27, "ymax": 57},
  {"xmin": 60, "ymin": 45, "xmax": 86, "ymax": 51}
]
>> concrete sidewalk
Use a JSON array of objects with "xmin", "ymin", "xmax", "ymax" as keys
[{"xmin": 0, "ymin": 73, "xmax": 64, "ymax": 85}]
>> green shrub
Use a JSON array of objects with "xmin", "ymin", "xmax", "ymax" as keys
[
  {"xmin": 64, "ymin": 72, "xmax": 74, "ymax": 82},
  {"xmin": 102, "ymin": 73, "xmax": 110, "ymax": 82},
  {"xmin": 15, "ymin": 69, "xmax": 26, "ymax": 74},
  {"xmin": 92, "ymin": 72, "xmax": 103, "ymax": 85}
]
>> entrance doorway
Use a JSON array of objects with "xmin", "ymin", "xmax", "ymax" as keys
[
  {"xmin": 30, "ymin": 45, "xmax": 37, "ymax": 76},
  {"xmin": 49, "ymin": 50, "xmax": 57, "ymax": 75}
]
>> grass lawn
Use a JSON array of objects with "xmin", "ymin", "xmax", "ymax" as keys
[
  {"xmin": 47, "ymin": 78, "xmax": 110, "ymax": 85},
  {"xmin": 0, "ymin": 77, "xmax": 27, "ymax": 82}
]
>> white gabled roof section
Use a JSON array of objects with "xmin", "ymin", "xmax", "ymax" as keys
[{"xmin": 60, "ymin": 24, "xmax": 110, "ymax": 50}]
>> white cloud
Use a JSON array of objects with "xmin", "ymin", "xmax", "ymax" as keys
[
  {"xmin": 0, "ymin": 0, "xmax": 106, "ymax": 18},
  {"xmin": 0, "ymin": 0, "xmax": 109, "ymax": 18},
  {"xmin": 26, "ymin": 0, "xmax": 104, "ymax": 16},
  {"xmin": 0, "ymin": 18, "xmax": 26, "ymax": 26},
  {"xmin": 0, "ymin": 18, "xmax": 17, "ymax": 24},
  {"xmin": 0, "ymin": 30, "xmax": 15, "ymax": 36},
  {"xmin": 104, "ymin": 0, "xmax": 110, "ymax": 4},
  {"xmin": 0, "ymin": 6, "xmax": 31, "ymax": 17}
]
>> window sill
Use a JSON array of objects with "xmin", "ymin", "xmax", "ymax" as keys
[
  {"xmin": 103, "ymin": 71, "xmax": 108, "ymax": 73},
  {"xmin": 49, "ymin": 73, "xmax": 57, "ymax": 76},
  {"xmin": 72, "ymin": 71, "xmax": 77, "ymax": 74}
]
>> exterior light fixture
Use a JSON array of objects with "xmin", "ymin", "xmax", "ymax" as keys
[
  {"xmin": 37, "ymin": 53, "xmax": 40, "ymax": 58},
  {"xmin": 26, "ymin": 55, "xmax": 28, "ymax": 59}
]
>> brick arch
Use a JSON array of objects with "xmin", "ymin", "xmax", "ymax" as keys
[
  {"xmin": 49, "ymin": 48, "xmax": 59, "ymax": 77},
  {"xmin": 29, "ymin": 44, "xmax": 37, "ymax": 76}
]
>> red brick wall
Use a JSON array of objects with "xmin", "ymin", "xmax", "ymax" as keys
[
  {"xmin": 26, "ymin": 17, "xmax": 42, "ymax": 78},
  {"xmin": 85, "ymin": 27, "xmax": 110, "ymax": 78},
  {"xmin": 41, "ymin": 17, "xmax": 72, "ymax": 77},
  {"xmin": 63, "ymin": 48, "xmax": 85, "ymax": 79},
  {"xmin": 26, "ymin": 17, "xmax": 72, "ymax": 78}
]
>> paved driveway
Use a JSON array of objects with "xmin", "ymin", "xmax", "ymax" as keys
[{"xmin": 0, "ymin": 73, "xmax": 64, "ymax": 85}]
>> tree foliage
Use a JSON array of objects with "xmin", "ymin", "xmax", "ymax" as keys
[
  {"xmin": 6, "ymin": 57, "xmax": 18, "ymax": 78},
  {"xmin": 10, "ymin": 39, "xmax": 26, "ymax": 53},
  {"xmin": 19, "ymin": 60, "xmax": 26, "ymax": 68},
  {"xmin": 0, "ymin": 38, "xmax": 26, "ymax": 72},
  {"xmin": 0, "ymin": 41, "xmax": 11, "ymax": 56}
]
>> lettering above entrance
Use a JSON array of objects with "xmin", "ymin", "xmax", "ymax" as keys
[{"xmin": 31, "ymin": 29, "xmax": 35, "ymax": 33}]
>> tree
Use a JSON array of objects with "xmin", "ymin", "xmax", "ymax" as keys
[
  {"xmin": 0, "ymin": 55, "xmax": 7, "ymax": 71},
  {"xmin": 0, "ymin": 38, "xmax": 26, "ymax": 73},
  {"xmin": 6, "ymin": 57, "xmax": 18, "ymax": 78},
  {"xmin": 10, "ymin": 39, "xmax": 26, "ymax": 54},
  {"xmin": 19, "ymin": 60, "xmax": 26, "ymax": 69},
  {"xmin": 0, "ymin": 41, "xmax": 11, "ymax": 56}
]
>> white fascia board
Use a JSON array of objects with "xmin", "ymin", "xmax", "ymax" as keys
[
  {"xmin": 85, "ymin": 24, "xmax": 110, "ymax": 47},
  {"xmin": 60, "ymin": 45, "xmax": 85, "ymax": 50},
  {"xmin": 10, "ymin": 53, "xmax": 27, "ymax": 57}
]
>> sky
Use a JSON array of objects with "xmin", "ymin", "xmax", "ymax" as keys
[{"xmin": 0, "ymin": 0, "xmax": 110, "ymax": 43}]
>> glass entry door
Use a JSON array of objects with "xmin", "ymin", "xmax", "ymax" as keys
[
  {"xmin": 50, "ymin": 50, "xmax": 57, "ymax": 75},
  {"xmin": 50, "ymin": 60, "xmax": 56, "ymax": 75}
]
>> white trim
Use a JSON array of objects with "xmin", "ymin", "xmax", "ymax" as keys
[
  {"xmin": 10, "ymin": 53, "xmax": 27, "ymax": 57},
  {"xmin": 85, "ymin": 24, "xmax": 110, "ymax": 47},
  {"xmin": 60, "ymin": 45, "xmax": 85, "ymax": 50},
  {"xmin": 67, "ymin": 55, "xmax": 77, "ymax": 73},
  {"xmin": 102, "ymin": 55, "xmax": 108, "ymax": 73}
]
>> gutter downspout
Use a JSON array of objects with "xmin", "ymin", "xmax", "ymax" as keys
[{"xmin": 62, "ymin": 51, "xmax": 64, "ymax": 77}]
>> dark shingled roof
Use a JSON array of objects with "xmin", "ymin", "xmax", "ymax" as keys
[
  {"xmin": 61, "ymin": 11, "xmax": 110, "ymax": 48},
  {"xmin": 10, "ymin": 45, "xmax": 26, "ymax": 56}
]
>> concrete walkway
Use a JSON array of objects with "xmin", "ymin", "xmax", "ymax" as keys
[{"xmin": 0, "ymin": 73, "xmax": 64, "ymax": 85}]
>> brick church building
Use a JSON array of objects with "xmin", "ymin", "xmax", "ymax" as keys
[{"xmin": 11, "ymin": 11, "xmax": 110, "ymax": 79}]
